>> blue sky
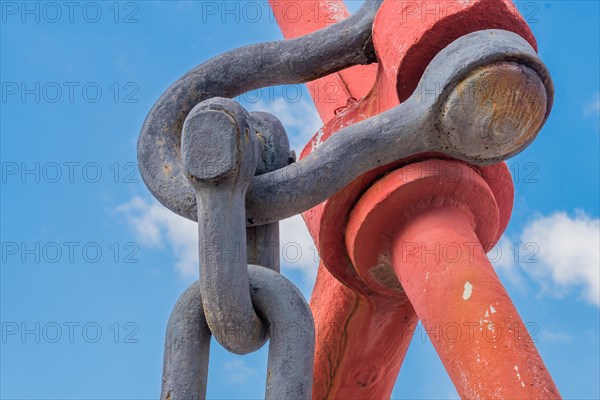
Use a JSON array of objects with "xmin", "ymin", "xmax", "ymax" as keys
[{"xmin": 1, "ymin": 1, "xmax": 598, "ymax": 399}]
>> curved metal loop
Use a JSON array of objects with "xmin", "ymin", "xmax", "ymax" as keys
[
  {"xmin": 161, "ymin": 267, "xmax": 315, "ymax": 400},
  {"xmin": 247, "ymin": 264, "xmax": 315, "ymax": 399},
  {"xmin": 140, "ymin": 29, "xmax": 553, "ymax": 226},
  {"xmin": 138, "ymin": 0, "xmax": 383, "ymax": 222},
  {"xmin": 246, "ymin": 29, "xmax": 554, "ymax": 224},
  {"xmin": 182, "ymin": 95, "xmax": 316, "ymax": 357},
  {"xmin": 161, "ymin": 281, "xmax": 210, "ymax": 400}
]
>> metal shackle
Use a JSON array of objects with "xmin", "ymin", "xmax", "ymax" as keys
[
  {"xmin": 137, "ymin": 0, "xmax": 383, "ymax": 222},
  {"xmin": 139, "ymin": 29, "xmax": 553, "ymax": 227},
  {"xmin": 183, "ymin": 98, "xmax": 264, "ymax": 354}
]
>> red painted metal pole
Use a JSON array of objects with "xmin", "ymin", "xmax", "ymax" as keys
[
  {"xmin": 310, "ymin": 266, "xmax": 418, "ymax": 399},
  {"xmin": 269, "ymin": 3, "xmax": 419, "ymax": 397},
  {"xmin": 346, "ymin": 160, "xmax": 561, "ymax": 398},
  {"xmin": 391, "ymin": 207, "xmax": 561, "ymax": 399}
]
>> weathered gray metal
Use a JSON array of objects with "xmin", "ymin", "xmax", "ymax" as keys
[
  {"xmin": 182, "ymin": 98, "xmax": 268, "ymax": 354},
  {"xmin": 139, "ymin": 30, "xmax": 553, "ymax": 227},
  {"xmin": 161, "ymin": 266, "xmax": 314, "ymax": 400},
  {"xmin": 159, "ymin": 97, "xmax": 314, "ymax": 399},
  {"xmin": 246, "ymin": 264, "xmax": 314, "ymax": 400},
  {"xmin": 245, "ymin": 111, "xmax": 294, "ymax": 273},
  {"xmin": 161, "ymin": 281, "xmax": 210, "ymax": 400},
  {"xmin": 138, "ymin": 0, "xmax": 383, "ymax": 223}
]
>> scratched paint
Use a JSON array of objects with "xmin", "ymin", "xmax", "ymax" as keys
[{"xmin": 515, "ymin": 365, "xmax": 526, "ymax": 388}]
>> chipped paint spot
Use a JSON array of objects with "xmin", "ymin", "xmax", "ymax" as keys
[
  {"xmin": 490, "ymin": 305, "xmax": 497, "ymax": 314},
  {"xmin": 425, "ymin": 272, "xmax": 430, "ymax": 282},
  {"xmin": 462, "ymin": 281, "xmax": 473, "ymax": 300},
  {"xmin": 480, "ymin": 307, "xmax": 493, "ymax": 331},
  {"xmin": 311, "ymin": 128, "xmax": 325, "ymax": 152}
]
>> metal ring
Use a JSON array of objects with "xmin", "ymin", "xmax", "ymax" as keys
[
  {"xmin": 161, "ymin": 281, "xmax": 210, "ymax": 400},
  {"xmin": 161, "ymin": 266, "xmax": 314, "ymax": 400}
]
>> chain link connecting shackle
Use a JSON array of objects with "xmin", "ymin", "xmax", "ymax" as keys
[
  {"xmin": 160, "ymin": 99, "xmax": 315, "ymax": 400},
  {"xmin": 141, "ymin": 3, "xmax": 385, "ymax": 398},
  {"xmin": 138, "ymin": 0, "xmax": 554, "ymax": 398}
]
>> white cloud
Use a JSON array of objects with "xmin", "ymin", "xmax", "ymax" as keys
[
  {"xmin": 492, "ymin": 211, "xmax": 599, "ymax": 307},
  {"xmin": 539, "ymin": 329, "xmax": 573, "ymax": 344},
  {"xmin": 584, "ymin": 93, "xmax": 600, "ymax": 131},
  {"xmin": 521, "ymin": 212, "xmax": 599, "ymax": 306},
  {"xmin": 279, "ymin": 215, "xmax": 319, "ymax": 282},
  {"xmin": 117, "ymin": 197, "xmax": 318, "ymax": 284},
  {"xmin": 584, "ymin": 93, "xmax": 600, "ymax": 117},
  {"xmin": 222, "ymin": 359, "xmax": 259, "ymax": 384},
  {"xmin": 117, "ymin": 196, "xmax": 198, "ymax": 277},
  {"xmin": 489, "ymin": 236, "xmax": 526, "ymax": 290}
]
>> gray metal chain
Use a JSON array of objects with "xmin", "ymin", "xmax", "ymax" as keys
[
  {"xmin": 150, "ymin": 3, "xmax": 386, "ymax": 397},
  {"xmin": 161, "ymin": 268, "xmax": 313, "ymax": 400},
  {"xmin": 160, "ymin": 98, "xmax": 314, "ymax": 400},
  {"xmin": 148, "ymin": 0, "xmax": 382, "ymax": 400}
]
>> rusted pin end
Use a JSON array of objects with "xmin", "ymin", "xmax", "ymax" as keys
[{"xmin": 440, "ymin": 61, "xmax": 548, "ymax": 163}]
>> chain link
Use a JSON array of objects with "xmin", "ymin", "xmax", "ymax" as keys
[{"xmin": 160, "ymin": 97, "xmax": 314, "ymax": 399}]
